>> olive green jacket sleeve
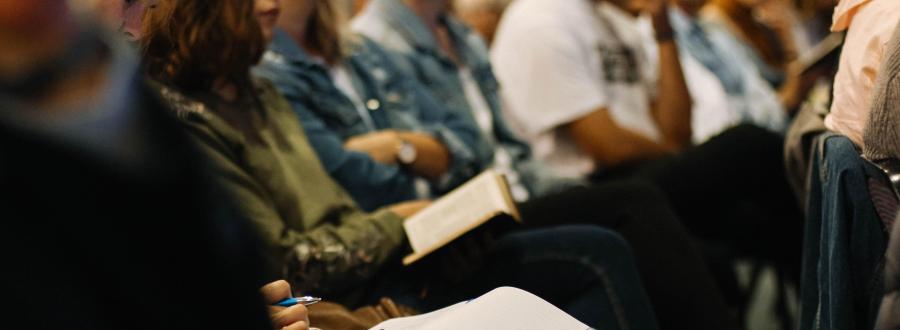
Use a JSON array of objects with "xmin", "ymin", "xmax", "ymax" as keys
[
  {"xmin": 181, "ymin": 118, "xmax": 406, "ymax": 294},
  {"xmin": 155, "ymin": 83, "xmax": 407, "ymax": 295}
]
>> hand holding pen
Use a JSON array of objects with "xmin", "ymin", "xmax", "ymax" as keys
[{"xmin": 261, "ymin": 280, "xmax": 319, "ymax": 330}]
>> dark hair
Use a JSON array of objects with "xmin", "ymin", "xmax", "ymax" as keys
[{"xmin": 140, "ymin": 0, "xmax": 264, "ymax": 94}]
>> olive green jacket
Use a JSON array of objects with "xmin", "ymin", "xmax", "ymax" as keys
[{"xmin": 152, "ymin": 79, "xmax": 406, "ymax": 297}]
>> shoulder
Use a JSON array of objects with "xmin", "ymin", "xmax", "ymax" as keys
[
  {"xmin": 351, "ymin": 16, "xmax": 414, "ymax": 54},
  {"xmin": 348, "ymin": 34, "xmax": 407, "ymax": 69},
  {"xmin": 445, "ymin": 17, "xmax": 490, "ymax": 56},
  {"xmin": 253, "ymin": 77, "xmax": 303, "ymax": 119},
  {"xmin": 494, "ymin": 0, "xmax": 589, "ymax": 50}
]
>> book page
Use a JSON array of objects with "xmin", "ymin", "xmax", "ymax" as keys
[
  {"xmin": 368, "ymin": 287, "xmax": 593, "ymax": 330},
  {"xmin": 403, "ymin": 170, "xmax": 514, "ymax": 255}
]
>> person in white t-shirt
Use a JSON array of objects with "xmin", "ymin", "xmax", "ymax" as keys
[
  {"xmin": 493, "ymin": 0, "xmax": 691, "ymax": 176},
  {"xmin": 492, "ymin": 0, "xmax": 804, "ymax": 310}
]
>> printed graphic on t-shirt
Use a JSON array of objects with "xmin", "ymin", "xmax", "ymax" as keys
[{"xmin": 599, "ymin": 45, "xmax": 639, "ymax": 84}]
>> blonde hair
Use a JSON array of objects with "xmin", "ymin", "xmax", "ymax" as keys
[{"xmin": 307, "ymin": 0, "xmax": 348, "ymax": 65}]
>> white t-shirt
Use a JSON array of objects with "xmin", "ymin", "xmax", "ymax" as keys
[{"xmin": 491, "ymin": 0, "xmax": 659, "ymax": 177}]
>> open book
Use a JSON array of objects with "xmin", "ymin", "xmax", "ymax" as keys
[
  {"xmin": 368, "ymin": 287, "xmax": 594, "ymax": 330},
  {"xmin": 402, "ymin": 170, "xmax": 520, "ymax": 265}
]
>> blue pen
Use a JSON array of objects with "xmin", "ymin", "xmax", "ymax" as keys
[{"xmin": 275, "ymin": 296, "xmax": 322, "ymax": 307}]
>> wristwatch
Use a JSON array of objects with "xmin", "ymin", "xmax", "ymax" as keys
[{"xmin": 397, "ymin": 139, "xmax": 418, "ymax": 165}]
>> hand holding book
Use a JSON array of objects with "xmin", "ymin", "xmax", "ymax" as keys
[{"xmin": 401, "ymin": 170, "xmax": 521, "ymax": 266}]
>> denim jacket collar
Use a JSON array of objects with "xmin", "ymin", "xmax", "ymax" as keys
[
  {"xmin": 267, "ymin": 28, "xmax": 327, "ymax": 71},
  {"xmin": 370, "ymin": 0, "xmax": 481, "ymax": 68}
]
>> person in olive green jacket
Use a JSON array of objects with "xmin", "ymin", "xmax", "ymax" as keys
[{"xmin": 141, "ymin": 0, "xmax": 429, "ymax": 300}]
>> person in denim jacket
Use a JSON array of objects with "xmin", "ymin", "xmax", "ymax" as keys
[
  {"xmin": 255, "ymin": 27, "xmax": 481, "ymax": 211},
  {"xmin": 353, "ymin": 0, "xmax": 584, "ymax": 202}
]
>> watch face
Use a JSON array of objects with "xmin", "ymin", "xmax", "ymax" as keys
[{"xmin": 398, "ymin": 141, "xmax": 418, "ymax": 165}]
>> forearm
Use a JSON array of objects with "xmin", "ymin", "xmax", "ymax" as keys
[
  {"xmin": 567, "ymin": 109, "xmax": 677, "ymax": 167},
  {"xmin": 578, "ymin": 129, "xmax": 675, "ymax": 167},
  {"xmin": 329, "ymin": 154, "xmax": 419, "ymax": 211},
  {"xmin": 397, "ymin": 131, "xmax": 451, "ymax": 180},
  {"xmin": 282, "ymin": 209, "xmax": 406, "ymax": 295},
  {"xmin": 653, "ymin": 40, "xmax": 693, "ymax": 148},
  {"xmin": 419, "ymin": 123, "xmax": 480, "ymax": 190}
]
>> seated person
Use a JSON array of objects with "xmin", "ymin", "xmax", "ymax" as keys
[
  {"xmin": 141, "ymin": 0, "xmax": 659, "ymax": 328},
  {"xmin": 656, "ymin": 0, "xmax": 792, "ymax": 143},
  {"xmin": 491, "ymin": 0, "xmax": 802, "ymax": 254},
  {"xmin": 255, "ymin": 1, "xmax": 483, "ymax": 212},
  {"xmin": 701, "ymin": 0, "xmax": 799, "ymax": 85},
  {"xmin": 0, "ymin": 1, "xmax": 306, "ymax": 329},
  {"xmin": 79, "ymin": 0, "xmax": 149, "ymax": 40},
  {"xmin": 260, "ymin": 1, "xmax": 739, "ymax": 329}
]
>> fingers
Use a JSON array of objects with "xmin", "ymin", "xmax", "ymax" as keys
[
  {"xmin": 271, "ymin": 304, "xmax": 310, "ymax": 329},
  {"xmin": 280, "ymin": 320, "xmax": 310, "ymax": 330},
  {"xmin": 260, "ymin": 280, "xmax": 292, "ymax": 304}
]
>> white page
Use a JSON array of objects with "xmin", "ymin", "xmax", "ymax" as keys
[
  {"xmin": 369, "ymin": 287, "xmax": 593, "ymax": 330},
  {"xmin": 403, "ymin": 170, "xmax": 511, "ymax": 253}
]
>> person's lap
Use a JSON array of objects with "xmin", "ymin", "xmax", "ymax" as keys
[
  {"xmin": 592, "ymin": 124, "xmax": 802, "ymax": 266},
  {"xmin": 369, "ymin": 225, "xmax": 658, "ymax": 330},
  {"xmin": 517, "ymin": 180, "xmax": 739, "ymax": 330}
]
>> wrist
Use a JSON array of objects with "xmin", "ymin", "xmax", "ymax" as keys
[
  {"xmin": 651, "ymin": 7, "xmax": 674, "ymax": 42},
  {"xmin": 655, "ymin": 30, "xmax": 675, "ymax": 43},
  {"xmin": 394, "ymin": 133, "xmax": 418, "ymax": 166},
  {"xmin": 653, "ymin": 21, "xmax": 674, "ymax": 42}
]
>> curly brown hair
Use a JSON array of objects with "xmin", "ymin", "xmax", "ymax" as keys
[{"xmin": 140, "ymin": 0, "xmax": 265, "ymax": 95}]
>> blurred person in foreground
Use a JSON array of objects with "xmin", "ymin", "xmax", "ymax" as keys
[
  {"xmin": 0, "ymin": 1, "xmax": 309, "ymax": 329},
  {"xmin": 79, "ymin": 0, "xmax": 149, "ymax": 40}
]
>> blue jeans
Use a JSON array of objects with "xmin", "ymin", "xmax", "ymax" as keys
[
  {"xmin": 800, "ymin": 134, "xmax": 888, "ymax": 330},
  {"xmin": 373, "ymin": 226, "xmax": 659, "ymax": 330}
]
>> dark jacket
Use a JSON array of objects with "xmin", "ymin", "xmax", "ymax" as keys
[
  {"xmin": 878, "ymin": 213, "xmax": 900, "ymax": 330},
  {"xmin": 152, "ymin": 79, "xmax": 406, "ymax": 303},
  {"xmin": 0, "ymin": 79, "xmax": 274, "ymax": 329}
]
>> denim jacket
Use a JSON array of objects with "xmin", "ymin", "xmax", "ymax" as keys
[
  {"xmin": 254, "ymin": 29, "xmax": 482, "ymax": 211},
  {"xmin": 352, "ymin": 0, "xmax": 583, "ymax": 198}
]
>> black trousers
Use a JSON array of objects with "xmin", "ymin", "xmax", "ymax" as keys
[
  {"xmin": 593, "ymin": 124, "xmax": 805, "ymax": 315},
  {"xmin": 519, "ymin": 180, "xmax": 740, "ymax": 330}
]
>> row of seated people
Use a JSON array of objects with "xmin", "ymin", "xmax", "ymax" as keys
[
  {"xmin": 147, "ymin": 0, "xmax": 738, "ymax": 328},
  {"xmin": 7, "ymin": 0, "xmax": 898, "ymax": 328}
]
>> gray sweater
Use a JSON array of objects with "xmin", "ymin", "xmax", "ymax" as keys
[{"xmin": 863, "ymin": 23, "xmax": 900, "ymax": 161}]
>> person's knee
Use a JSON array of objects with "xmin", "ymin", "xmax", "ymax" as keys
[
  {"xmin": 722, "ymin": 124, "xmax": 783, "ymax": 149},
  {"xmin": 560, "ymin": 226, "xmax": 635, "ymax": 265},
  {"xmin": 606, "ymin": 180, "xmax": 668, "ymax": 206}
]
